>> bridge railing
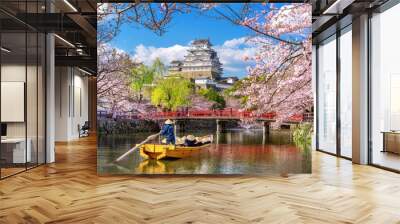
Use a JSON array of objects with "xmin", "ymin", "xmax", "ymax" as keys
[
  {"xmin": 98, "ymin": 111, "xmax": 142, "ymax": 120},
  {"xmin": 303, "ymin": 112, "xmax": 314, "ymax": 122},
  {"xmin": 98, "ymin": 109, "xmax": 313, "ymax": 123},
  {"xmin": 143, "ymin": 109, "xmax": 277, "ymax": 120}
]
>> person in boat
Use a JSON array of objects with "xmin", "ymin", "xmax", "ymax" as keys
[
  {"xmin": 160, "ymin": 119, "xmax": 175, "ymax": 145},
  {"xmin": 196, "ymin": 135, "xmax": 212, "ymax": 144},
  {"xmin": 175, "ymin": 136, "xmax": 186, "ymax": 145},
  {"xmin": 184, "ymin": 135, "xmax": 198, "ymax": 147}
]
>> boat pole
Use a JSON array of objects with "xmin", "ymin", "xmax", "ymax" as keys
[
  {"xmin": 216, "ymin": 119, "xmax": 220, "ymax": 144},
  {"xmin": 174, "ymin": 120, "xmax": 177, "ymax": 137},
  {"xmin": 115, "ymin": 132, "xmax": 160, "ymax": 162}
]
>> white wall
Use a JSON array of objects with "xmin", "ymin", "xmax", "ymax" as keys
[
  {"xmin": 71, "ymin": 72, "xmax": 89, "ymax": 138},
  {"xmin": 1, "ymin": 65, "xmax": 38, "ymax": 138},
  {"xmin": 1, "ymin": 65, "xmax": 26, "ymax": 139},
  {"xmin": 55, "ymin": 66, "xmax": 69, "ymax": 141},
  {"xmin": 54, "ymin": 67, "xmax": 89, "ymax": 141},
  {"xmin": 1, "ymin": 82, "xmax": 25, "ymax": 122},
  {"xmin": 1, "ymin": 63, "xmax": 46, "ymax": 164}
]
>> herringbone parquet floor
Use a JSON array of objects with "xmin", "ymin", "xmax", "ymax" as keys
[{"xmin": 1, "ymin": 136, "xmax": 400, "ymax": 224}]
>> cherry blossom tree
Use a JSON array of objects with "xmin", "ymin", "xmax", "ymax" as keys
[
  {"xmin": 97, "ymin": 44, "xmax": 142, "ymax": 115},
  {"xmin": 228, "ymin": 4, "xmax": 313, "ymax": 123},
  {"xmin": 190, "ymin": 94, "xmax": 215, "ymax": 110}
]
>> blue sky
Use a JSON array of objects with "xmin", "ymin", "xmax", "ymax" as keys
[
  {"xmin": 104, "ymin": 4, "xmax": 276, "ymax": 78},
  {"xmin": 109, "ymin": 6, "xmax": 252, "ymax": 49},
  {"xmin": 105, "ymin": 3, "xmax": 290, "ymax": 78}
]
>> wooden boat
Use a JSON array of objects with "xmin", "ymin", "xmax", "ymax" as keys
[{"xmin": 139, "ymin": 135, "xmax": 213, "ymax": 160}]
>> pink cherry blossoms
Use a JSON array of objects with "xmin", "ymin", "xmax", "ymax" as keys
[
  {"xmin": 233, "ymin": 4, "xmax": 312, "ymax": 123},
  {"xmin": 97, "ymin": 44, "xmax": 153, "ymax": 115},
  {"xmin": 97, "ymin": 3, "xmax": 313, "ymax": 123}
]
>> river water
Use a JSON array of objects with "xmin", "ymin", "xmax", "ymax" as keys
[{"xmin": 97, "ymin": 129, "xmax": 311, "ymax": 175}]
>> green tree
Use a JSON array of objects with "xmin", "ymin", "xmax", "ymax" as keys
[
  {"xmin": 130, "ymin": 58, "xmax": 166, "ymax": 102},
  {"xmin": 151, "ymin": 77, "xmax": 193, "ymax": 111},
  {"xmin": 152, "ymin": 58, "xmax": 166, "ymax": 77},
  {"xmin": 198, "ymin": 88, "xmax": 226, "ymax": 109},
  {"xmin": 293, "ymin": 123, "xmax": 313, "ymax": 149}
]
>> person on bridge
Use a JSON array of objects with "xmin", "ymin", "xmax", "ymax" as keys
[{"xmin": 160, "ymin": 119, "xmax": 175, "ymax": 145}]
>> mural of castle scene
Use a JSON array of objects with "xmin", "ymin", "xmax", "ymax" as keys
[{"xmin": 97, "ymin": 3, "xmax": 312, "ymax": 175}]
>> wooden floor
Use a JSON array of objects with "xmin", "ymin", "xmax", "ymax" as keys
[
  {"xmin": 1, "ymin": 136, "xmax": 400, "ymax": 223},
  {"xmin": 373, "ymin": 151, "xmax": 400, "ymax": 171},
  {"xmin": 1, "ymin": 167, "xmax": 26, "ymax": 178}
]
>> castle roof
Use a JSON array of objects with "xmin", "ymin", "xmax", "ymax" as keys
[
  {"xmin": 170, "ymin": 60, "xmax": 182, "ymax": 64},
  {"xmin": 192, "ymin": 39, "xmax": 212, "ymax": 46}
]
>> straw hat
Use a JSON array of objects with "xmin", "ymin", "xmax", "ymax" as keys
[
  {"xmin": 165, "ymin": 119, "xmax": 173, "ymax": 124},
  {"xmin": 187, "ymin": 135, "xmax": 195, "ymax": 141}
]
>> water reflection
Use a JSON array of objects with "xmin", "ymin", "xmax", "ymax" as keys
[{"xmin": 98, "ymin": 129, "xmax": 311, "ymax": 175}]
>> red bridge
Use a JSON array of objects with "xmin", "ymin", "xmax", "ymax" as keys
[
  {"xmin": 98, "ymin": 109, "xmax": 313, "ymax": 135},
  {"xmin": 138, "ymin": 109, "xmax": 312, "ymax": 124}
]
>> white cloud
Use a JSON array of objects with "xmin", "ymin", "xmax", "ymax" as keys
[
  {"xmin": 131, "ymin": 37, "xmax": 257, "ymax": 77},
  {"xmin": 97, "ymin": 3, "xmax": 109, "ymax": 14},
  {"xmin": 215, "ymin": 37, "xmax": 257, "ymax": 76},
  {"xmin": 132, "ymin": 44, "xmax": 188, "ymax": 66},
  {"xmin": 221, "ymin": 37, "xmax": 248, "ymax": 48},
  {"xmin": 99, "ymin": 43, "xmax": 129, "ymax": 60}
]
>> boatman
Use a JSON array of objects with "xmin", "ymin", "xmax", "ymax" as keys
[{"xmin": 160, "ymin": 119, "xmax": 175, "ymax": 145}]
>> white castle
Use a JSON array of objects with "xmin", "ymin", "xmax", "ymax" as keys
[{"xmin": 168, "ymin": 39, "xmax": 223, "ymax": 80}]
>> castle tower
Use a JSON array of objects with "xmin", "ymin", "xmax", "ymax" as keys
[{"xmin": 168, "ymin": 39, "xmax": 223, "ymax": 80}]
